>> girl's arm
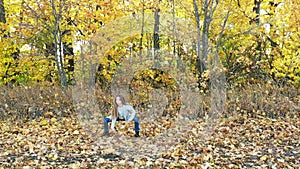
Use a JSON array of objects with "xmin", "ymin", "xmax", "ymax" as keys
[
  {"xmin": 126, "ymin": 105, "xmax": 136, "ymax": 121},
  {"xmin": 109, "ymin": 108, "xmax": 117, "ymax": 130},
  {"xmin": 111, "ymin": 117, "xmax": 117, "ymax": 130}
]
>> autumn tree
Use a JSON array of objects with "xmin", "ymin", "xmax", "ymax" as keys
[
  {"xmin": 192, "ymin": 0, "xmax": 230, "ymax": 76},
  {"xmin": 223, "ymin": 0, "xmax": 300, "ymax": 86},
  {"xmin": 0, "ymin": 0, "xmax": 299, "ymax": 87},
  {"xmin": 264, "ymin": 0, "xmax": 300, "ymax": 86},
  {"xmin": 16, "ymin": 0, "xmax": 125, "ymax": 86},
  {"xmin": 0, "ymin": 0, "xmax": 21, "ymax": 84}
]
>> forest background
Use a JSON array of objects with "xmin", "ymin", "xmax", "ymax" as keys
[{"xmin": 0, "ymin": 0, "xmax": 299, "ymax": 168}]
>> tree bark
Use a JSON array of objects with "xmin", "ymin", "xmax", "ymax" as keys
[
  {"xmin": 253, "ymin": 0, "xmax": 260, "ymax": 25},
  {"xmin": 51, "ymin": 0, "xmax": 67, "ymax": 87},
  {"xmin": 193, "ymin": 0, "xmax": 205, "ymax": 74},
  {"xmin": 172, "ymin": 0, "xmax": 176, "ymax": 56},
  {"xmin": 139, "ymin": 0, "xmax": 145, "ymax": 58},
  {"xmin": 253, "ymin": 0, "xmax": 262, "ymax": 60},
  {"xmin": 153, "ymin": 10, "xmax": 160, "ymax": 51},
  {"xmin": 202, "ymin": 0, "xmax": 209, "ymax": 65},
  {"xmin": 193, "ymin": 0, "xmax": 218, "ymax": 75},
  {"xmin": 0, "ymin": 0, "xmax": 6, "ymax": 23},
  {"xmin": 153, "ymin": 0, "xmax": 161, "ymax": 67}
]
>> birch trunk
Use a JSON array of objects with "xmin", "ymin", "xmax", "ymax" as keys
[{"xmin": 51, "ymin": 0, "xmax": 67, "ymax": 86}]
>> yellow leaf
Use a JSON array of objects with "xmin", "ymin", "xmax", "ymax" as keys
[
  {"xmin": 40, "ymin": 119, "xmax": 48, "ymax": 126},
  {"xmin": 260, "ymin": 155, "xmax": 268, "ymax": 161},
  {"xmin": 73, "ymin": 130, "xmax": 80, "ymax": 135},
  {"xmin": 50, "ymin": 117, "xmax": 57, "ymax": 123},
  {"xmin": 119, "ymin": 160, "xmax": 126, "ymax": 165},
  {"xmin": 52, "ymin": 153, "xmax": 58, "ymax": 161},
  {"xmin": 44, "ymin": 111, "xmax": 54, "ymax": 118},
  {"xmin": 179, "ymin": 160, "xmax": 188, "ymax": 165}
]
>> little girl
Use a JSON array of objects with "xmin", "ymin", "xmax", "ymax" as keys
[{"xmin": 103, "ymin": 94, "xmax": 140, "ymax": 137}]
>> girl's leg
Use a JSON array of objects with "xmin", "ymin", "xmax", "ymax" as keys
[
  {"xmin": 133, "ymin": 116, "xmax": 140, "ymax": 137},
  {"xmin": 104, "ymin": 117, "xmax": 112, "ymax": 133}
]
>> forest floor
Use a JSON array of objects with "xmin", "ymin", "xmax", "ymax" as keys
[
  {"xmin": 0, "ymin": 114, "xmax": 299, "ymax": 168},
  {"xmin": 0, "ymin": 83, "xmax": 299, "ymax": 168}
]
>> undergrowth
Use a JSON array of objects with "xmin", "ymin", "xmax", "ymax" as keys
[{"xmin": 0, "ymin": 82, "xmax": 299, "ymax": 121}]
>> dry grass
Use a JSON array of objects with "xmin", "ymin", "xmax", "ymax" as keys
[
  {"xmin": 0, "ymin": 82, "xmax": 299, "ymax": 121},
  {"xmin": 226, "ymin": 82, "xmax": 299, "ymax": 118},
  {"xmin": 0, "ymin": 84, "xmax": 73, "ymax": 120}
]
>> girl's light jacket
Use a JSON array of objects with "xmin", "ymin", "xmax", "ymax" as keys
[{"xmin": 110, "ymin": 104, "xmax": 136, "ymax": 130}]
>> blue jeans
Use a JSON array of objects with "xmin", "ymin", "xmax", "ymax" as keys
[{"xmin": 104, "ymin": 116, "xmax": 140, "ymax": 133}]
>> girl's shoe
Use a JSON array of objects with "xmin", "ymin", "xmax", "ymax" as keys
[{"xmin": 102, "ymin": 131, "xmax": 110, "ymax": 137}]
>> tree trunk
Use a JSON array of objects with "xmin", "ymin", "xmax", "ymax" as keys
[
  {"xmin": 51, "ymin": 0, "xmax": 67, "ymax": 87},
  {"xmin": 153, "ymin": 10, "xmax": 160, "ymax": 51},
  {"xmin": 193, "ymin": 0, "xmax": 205, "ymax": 74},
  {"xmin": 139, "ymin": 0, "xmax": 145, "ymax": 58},
  {"xmin": 253, "ymin": 0, "xmax": 262, "ymax": 60},
  {"xmin": 172, "ymin": 0, "xmax": 176, "ymax": 56},
  {"xmin": 202, "ymin": 0, "xmax": 210, "ymax": 66},
  {"xmin": 62, "ymin": 29, "xmax": 74, "ymax": 83},
  {"xmin": 153, "ymin": 1, "xmax": 160, "ymax": 67},
  {"xmin": 0, "ymin": 0, "xmax": 6, "ymax": 23},
  {"xmin": 253, "ymin": 0, "xmax": 260, "ymax": 25},
  {"xmin": 45, "ymin": 43, "xmax": 56, "ymax": 57}
]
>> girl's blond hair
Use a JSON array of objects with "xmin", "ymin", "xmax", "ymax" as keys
[{"xmin": 111, "ymin": 95, "xmax": 126, "ymax": 119}]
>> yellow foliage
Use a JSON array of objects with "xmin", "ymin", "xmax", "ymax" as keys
[
  {"xmin": 0, "ymin": 0, "xmax": 299, "ymax": 87},
  {"xmin": 271, "ymin": 54, "xmax": 300, "ymax": 86}
]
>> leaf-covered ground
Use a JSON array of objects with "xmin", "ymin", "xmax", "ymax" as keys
[{"xmin": 0, "ymin": 115, "xmax": 299, "ymax": 168}]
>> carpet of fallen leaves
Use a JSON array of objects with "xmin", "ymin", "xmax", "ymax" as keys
[{"xmin": 0, "ymin": 114, "xmax": 299, "ymax": 168}]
